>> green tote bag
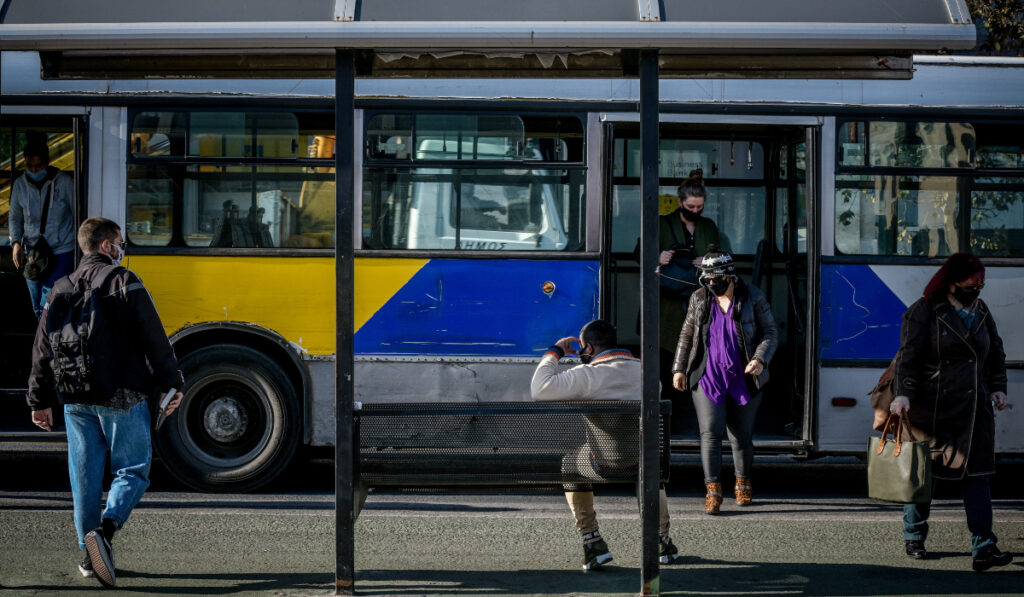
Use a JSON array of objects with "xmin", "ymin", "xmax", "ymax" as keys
[{"xmin": 867, "ymin": 413, "xmax": 932, "ymax": 504}]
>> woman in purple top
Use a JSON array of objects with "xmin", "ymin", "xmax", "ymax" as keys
[{"xmin": 671, "ymin": 246, "xmax": 778, "ymax": 514}]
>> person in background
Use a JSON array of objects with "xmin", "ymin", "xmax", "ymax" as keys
[
  {"xmin": 672, "ymin": 246, "xmax": 777, "ymax": 514},
  {"xmin": 531, "ymin": 319, "xmax": 680, "ymax": 571},
  {"xmin": 9, "ymin": 137, "xmax": 77, "ymax": 317},
  {"xmin": 891, "ymin": 252, "xmax": 1012, "ymax": 572}
]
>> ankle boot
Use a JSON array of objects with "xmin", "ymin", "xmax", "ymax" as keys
[
  {"xmin": 704, "ymin": 482, "xmax": 723, "ymax": 514},
  {"xmin": 735, "ymin": 477, "xmax": 752, "ymax": 506}
]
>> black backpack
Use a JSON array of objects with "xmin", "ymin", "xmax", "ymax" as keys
[{"xmin": 45, "ymin": 265, "xmax": 122, "ymax": 402}]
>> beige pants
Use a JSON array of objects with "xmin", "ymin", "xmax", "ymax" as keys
[{"xmin": 565, "ymin": 487, "xmax": 671, "ymax": 537}]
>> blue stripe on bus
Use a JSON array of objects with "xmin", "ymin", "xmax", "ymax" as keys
[
  {"xmin": 819, "ymin": 264, "xmax": 904, "ymax": 360},
  {"xmin": 354, "ymin": 259, "xmax": 600, "ymax": 356}
]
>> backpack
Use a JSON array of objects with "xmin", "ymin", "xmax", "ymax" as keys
[{"xmin": 45, "ymin": 264, "xmax": 122, "ymax": 402}]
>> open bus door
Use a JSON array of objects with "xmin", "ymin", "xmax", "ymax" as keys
[
  {"xmin": 0, "ymin": 114, "xmax": 84, "ymax": 438},
  {"xmin": 604, "ymin": 116, "xmax": 818, "ymax": 455}
]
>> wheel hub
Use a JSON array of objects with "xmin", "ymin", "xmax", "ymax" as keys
[{"xmin": 203, "ymin": 396, "xmax": 249, "ymax": 443}]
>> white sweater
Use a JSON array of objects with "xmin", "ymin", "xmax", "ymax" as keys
[{"xmin": 531, "ymin": 349, "xmax": 641, "ymax": 402}]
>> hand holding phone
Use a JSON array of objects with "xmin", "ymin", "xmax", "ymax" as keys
[{"xmin": 155, "ymin": 388, "xmax": 180, "ymax": 431}]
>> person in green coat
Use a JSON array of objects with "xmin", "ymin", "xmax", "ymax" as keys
[{"xmin": 638, "ymin": 169, "xmax": 721, "ymax": 431}]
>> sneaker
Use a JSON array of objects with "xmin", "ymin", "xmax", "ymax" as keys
[
  {"xmin": 973, "ymin": 545, "xmax": 1013, "ymax": 572},
  {"xmin": 78, "ymin": 553, "xmax": 95, "ymax": 578},
  {"xmin": 905, "ymin": 540, "xmax": 927, "ymax": 560},
  {"xmin": 659, "ymin": 536, "xmax": 680, "ymax": 564},
  {"xmin": 582, "ymin": 531, "xmax": 613, "ymax": 571},
  {"xmin": 84, "ymin": 529, "xmax": 116, "ymax": 587}
]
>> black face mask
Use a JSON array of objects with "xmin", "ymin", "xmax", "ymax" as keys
[
  {"xmin": 707, "ymin": 277, "xmax": 731, "ymax": 296},
  {"xmin": 952, "ymin": 286, "xmax": 981, "ymax": 306},
  {"xmin": 679, "ymin": 207, "xmax": 702, "ymax": 223}
]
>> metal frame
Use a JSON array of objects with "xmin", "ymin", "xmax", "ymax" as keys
[
  {"xmin": 333, "ymin": 49, "xmax": 356, "ymax": 596},
  {"xmin": 638, "ymin": 48, "xmax": 660, "ymax": 596},
  {"xmin": 586, "ymin": 112, "xmax": 604, "ymax": 252},
  {"xmin": 0, "ymin": 22, "xmax": 976, "ymax": 51}
]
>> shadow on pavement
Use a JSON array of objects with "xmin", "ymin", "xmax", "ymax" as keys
[{"xmin": 356, "ymin": 560, "xmax": 1024, "ymax": 596}]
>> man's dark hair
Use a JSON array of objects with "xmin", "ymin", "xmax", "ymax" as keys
[
  {"xmin": 78, "ymin": 217, "xmax": 121, "ymax": 254},
  {"xmin": 579, "ymin": 319, "xmax": 617, "ymax": 351},
  {"xmin": 23, "ymin": 140, "xmax": 49, "ymax": 164}
]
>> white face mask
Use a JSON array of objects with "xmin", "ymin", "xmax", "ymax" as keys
[{"xmin": 108, "ymin": 241, "xmax": 125, "ymax": 267}]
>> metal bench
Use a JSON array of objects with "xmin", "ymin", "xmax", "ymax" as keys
[{"xmin": 357, "ymin": 400, "xmax": 671, "ymax": 488}]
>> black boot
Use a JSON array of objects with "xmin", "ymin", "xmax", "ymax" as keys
[{"xmin": 905, "ymin": 540, "xmax": 927, "ymax": 559}]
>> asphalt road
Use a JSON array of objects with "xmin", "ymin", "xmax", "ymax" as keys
[{"xmin": 1, "ymin": 453, "xmax": 1023, "ymax": 596}]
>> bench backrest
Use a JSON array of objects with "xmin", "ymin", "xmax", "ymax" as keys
[{"xmin": 357, "ymin": 400, "xmax": 671, "ymax": 488}]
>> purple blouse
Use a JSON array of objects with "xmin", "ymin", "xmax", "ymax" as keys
[{"xmin": 699, "ymin": 300, "xmax": 753, "ymax": 407}]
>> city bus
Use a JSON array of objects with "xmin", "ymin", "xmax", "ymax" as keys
[{"xmin": 2, "ymin": 51, "xmax": 1022, "ymax": 492}]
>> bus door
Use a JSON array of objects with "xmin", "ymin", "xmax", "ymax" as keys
[
  {"xmin": 0, "ymin": 113, "xmax": 84, "ymax": 434},
  {"xmin": 603, "ymin": 116, "xmax": 817, "ymax": 453}
]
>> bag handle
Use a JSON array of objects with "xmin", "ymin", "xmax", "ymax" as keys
[
  {"xmin": 876, "ymin": 412, "xmax": 917, "ymax": 457},
  {"xmin": 39, "ymin": 179, "xmax": 54, "ymax": 236}
]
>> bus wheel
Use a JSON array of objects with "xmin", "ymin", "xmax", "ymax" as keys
[{"xmin": 155, "ymin": 344, "xmax": 301, "ymax": 492}]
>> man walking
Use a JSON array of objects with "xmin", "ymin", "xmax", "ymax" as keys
[
  {"xmin": 531, "ymin": 319, "xmax": 680, "ymax": 571},
  {"xmin": 28, "ymin": 217, "xmax": 183, "ymax": 587}
]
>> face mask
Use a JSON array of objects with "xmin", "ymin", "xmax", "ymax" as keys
[
  {"xmin": 26, "ymin": 169, "xmax": 47, "ymax": 182},
  {"xmin": 579, "ymin": 343, "xmax": 594, "ymax": 365},
  {"xmin": 679, "ymin": 207, "xmax": 702, "ymax": 223},
  {"xmin": 108, "ymin": 242, "xmax": 125, "ymax": 267},
  {"xmin": 707, "ymin": 277, "xmax": 731, "ymax": 296},
  {"xmin": 952, "ymin": 286, "xmax": 980, "ymax": 306}
]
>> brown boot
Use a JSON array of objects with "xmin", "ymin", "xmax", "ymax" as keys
[
  {"xmin": 704, "ymin": 482, "xmax": 723, "ymax": 515},
  {"xmin": 735, "ymin": 477, "xmax": 752, "ymax": 506}
]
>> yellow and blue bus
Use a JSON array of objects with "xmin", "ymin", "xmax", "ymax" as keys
[{"xmin": 3, "ymin": 50, "xmax": 1023, "ymax": 491}]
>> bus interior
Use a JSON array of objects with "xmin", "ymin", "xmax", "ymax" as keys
[{"xmin": 606, "ymin": 122, "xmax": 811, "ymax": 447}]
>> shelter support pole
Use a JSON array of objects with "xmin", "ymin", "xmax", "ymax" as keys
[
  {"xmin": 638, "ymin": 48, "xmax": 661, "ymax": 597},
  {"xmin": 334, "ymin": 49, "xmax": 356, "ymax": 597}
]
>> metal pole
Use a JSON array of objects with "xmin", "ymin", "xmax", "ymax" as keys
[
  {"xmin": 334, "ymin": 49, "xmax": 356, "ymax": 597},
  {"xmin": 638, "ymin": 48, "xmax": 661, "ymax": 597}
]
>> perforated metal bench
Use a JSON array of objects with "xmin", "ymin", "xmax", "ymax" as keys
[{"xmin": 357, "ymin": 400, "xmax": 671, "ymax": 488}]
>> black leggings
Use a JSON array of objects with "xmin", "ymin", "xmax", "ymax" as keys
[{"xmin": 691, "ymin": 384, "xmax": 762, "ymax": 484}]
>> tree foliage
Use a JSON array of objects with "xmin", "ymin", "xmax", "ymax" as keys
[{"xmin": 967, "ymin": 0, "xmax": 1024, "ymax": 56}]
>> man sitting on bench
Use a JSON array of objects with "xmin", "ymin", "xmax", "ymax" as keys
[{"xmin": 530, "ymin": 319, "xmax": 680, "ymax": 571}]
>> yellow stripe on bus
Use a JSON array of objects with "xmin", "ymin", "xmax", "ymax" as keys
[{"xmin": 127, "ymin": 255, "xmax": 429, "ymax": 355}]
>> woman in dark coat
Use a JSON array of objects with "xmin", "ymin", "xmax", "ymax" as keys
[
  {"xmin": 891, "ymin": 252, "xmax": 1011, "ymax": 571},
  {"xmin": 671, "ymin": 246, "xmax": 777, "ymax": 514}
]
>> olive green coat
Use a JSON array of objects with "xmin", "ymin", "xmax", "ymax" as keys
[{"xmin": 658, "ymin": 211, "xmax": 720, "ymax": 351}]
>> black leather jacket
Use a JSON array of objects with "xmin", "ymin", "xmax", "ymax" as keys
[{"xmin": 671, "ymin": 280, "xmax": 778, "ymax": 392}]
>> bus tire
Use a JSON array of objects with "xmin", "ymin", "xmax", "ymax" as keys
[{"xmin": 155, "ymin": 344, "xmax": 301, "ymax": 493}]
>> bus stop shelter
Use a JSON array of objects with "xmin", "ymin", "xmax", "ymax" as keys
[{"xmin": 0, "ymin": 0, "xmax": 975, "ymax": 594}]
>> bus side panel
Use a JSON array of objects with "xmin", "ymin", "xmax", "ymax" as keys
[
  {"xmin": 135, "ymin": 256, "xmax": 598, "ymax": 359},
  {"xmin": 817, "ymin": 263, "xmax": 1024, "ymax": 453},
  {"xmin": 354, "ymin": 259, "xmax": 600, "ymax": 356}
]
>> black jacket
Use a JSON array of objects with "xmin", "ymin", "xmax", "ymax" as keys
[
  {"xmin": 27, "ymin": 253, "xmax": 183, "ymax": 410},
  {"xmin": 672, "ymin": 281, "xmax": 778, "ymax": 392},
  {"xmin": 894, "ymin": 296, "xmax": 1006, "ymax": 479}
]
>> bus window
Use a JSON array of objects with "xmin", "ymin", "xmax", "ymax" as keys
[
  {"xmin": 835, "ymin": 120, "xmax": 1024, "ymax": 257},
  {"xmin": 971, "ymin": 177, "xmax": 1024, "ymax": 257},
  {"xmin": 131, "ymin": 111, "xmax": 186, "ymax": 157},
  {"xmin": 362, "ymin": 112, "xmax": 585, "ymax": 251},
  {"xmin": 363, "ymin": 168, "xmax": 585, "ymax": 251},
  {"xmin": 126, "ymin": 110, "xmax": 336, "ymax": 249},
  {"xmin": 835, "ymin": 175, "xmax": 960, "ymax": 256},
  {"xmin": 838, "ymin": 121, "xmax": 977, "ymax": 169}
]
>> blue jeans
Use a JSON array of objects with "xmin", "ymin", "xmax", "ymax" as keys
[
  {"xmin": 27, "ymin": 250, "xmax": 75, "ymax": 317},
  {"xmin": 903, "ymin": 474, "xmax": 997, "ymax": 556},
  {"xmin": 64, "ymin": 401, "xmax": 152, "ymax": 550}
]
